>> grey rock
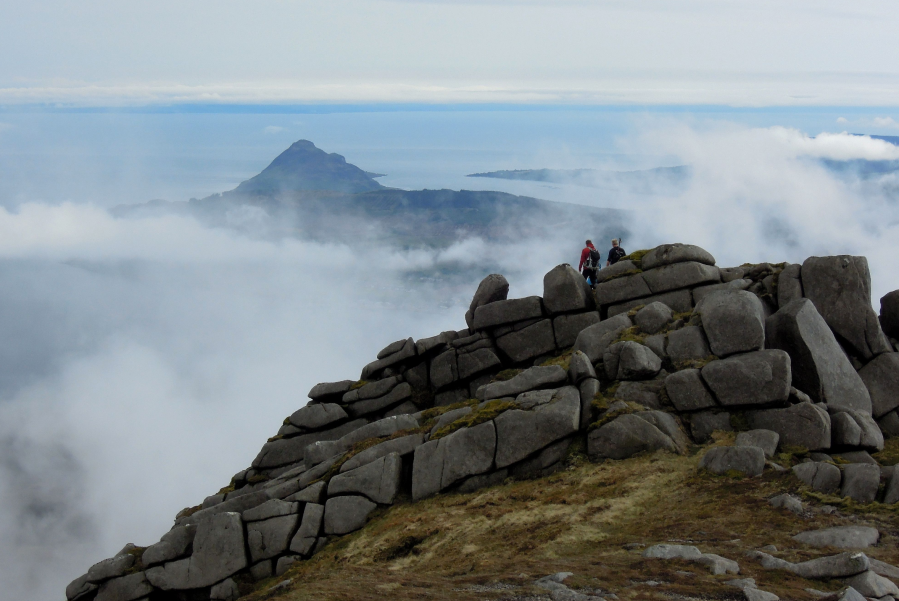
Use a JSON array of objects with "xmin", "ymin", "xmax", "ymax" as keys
[
  {"xmin": 702, "ymin": 350, "xmax": 791, "ymax": 407},
  {"xmin": 644, "ymin": 333, "xmax": 667, "ymax": 359},
  {"xmin": 802, "ymin": 255, "xmax": 891, "ymax": 360},
  {"xmin": 692, "ymin": 279, "xmax": 752, "ymax": 306},
  {"xmin": 340, "ymin": 434, "xmax": 423, "ymax": 473},
  {"xmin": 689, "ymin": 411, "xmax": 732, "ymax": 443},
  {"xmin": 384, "ymin": 400, "xmax": 419, "ymax": 417},
  {"xmin": 778, "ymin": 263, "xmax": 803, "ymax": 308},
  {"xmin": 403, "ymin": 360, "xmax": 429, "ymax": 391},
  {"xmin": 276, "ymin": 556, "xmax": 299, "ymax": 577},
  {"xmin": 346, "ymin": 382, "xmax": 413, "ymax": 418},
  {"xmin": 289, "ymin": 403, "xmax": 348, "ymax": 431},
  {"xmin": 509, "ymin": 437, "xmax": 572, "ymax": 480},
  {"xmin": 434, "ymin": 388, "xmax": 468, "ymax": 407},
  {"xmin": 579, "ymin": 378, "xmax": 599, "ymax": 429},
  {"xmin": 456, "ymin": 468, "xmax": 509, "ymax": 493},
  {"xmin": 344, "ymin": 377, "xmax": 402, "ymax": 404},
  {"xmin": 323, "ymin": 495, "xmax": 377, "ymax": 535},
  {"xmin": 412, "ymin": 421, "xmax": 496, "ymax": 499},
  {"xmin": 643, "ymin": 544, "xmax": 702, "ymax": 559},
  {"xmin": 202, "ymin": 493, "xmax": 225, "ymax": 509},
  {"xmin": 596, "ymin": 259, "xmax": 639, "ymax": 284},
  {"xmin": 514, "ymin": 389, "xmax": 556, "ymax": 409},
  {"xmin": 429, "ymin": 407, "xmax": 474, "ymax": 436},
  {"xmin": 362, "ymin": 338, "xmax": 417, "ymax": 380},
  {"xmin": 604, "ymin": 341, "xmax": 662, "ymax": 380},
  {"xmin": 284, "ymin": 481, "xmax": 326, "ymax": 504},
  {"xmin": 495, "ymin": 319, "xmax": 557, "ymax": 363},
  {"xmin": 553, "ymin": 311, "xmax": 601, "ymax": 348},
  {"xmin": 834, "ymin": 450, "xmax": 878, "ymax": 464},
  {"xmin": 817, "ymin": 587, "xmax": 866, "ymax": 601},
  {"xmin": 643, "ymin": 243, "xmax": 716, "ymax": 270},
  {"xmin": 457, "ymin": 348, "xmax": 502, "ymax": 380},
  {"xmin": 699, "ymin": 446, "xmax": 766, "ymax": 476},
  {"xmin": 736, "ymin": 429, "xmax": 780, "ymax": 458},
  {"xmin": 146, "ymin": 512, "xmax": 247, "ymax": 589},
  {"xmin": 66, "ymin": 574, "xmax": 97, "ymax": 601},
  {"xmin": 472, "ymin": 296, "xmax": 544, "ymax": 331},
  {"xmin": 94, "ymin": 572, "xmax": 152, "ymax": 601},
  {"xmin": 749, "ymin": 402, "xmax": 831, "ymax": 450},
  {"xmin": 415, "ymin": 332, "xmax": 451, "ymax": 356},
  {"xmin": 607, "ymin": 289, "xmax": 694, "ymax": 318},
  {"xmin": 859, "ymin": 352, "xmax": 899, "ymax": 418},
  {"xmin": 870, "ymin": 558, "xmax": 899, "ymax": 579},
  {"xmin": 615, "ymin": 381, "xmax": 663, "ymax": 410},
  {"xmin": 543, "ymin": 264, "xmax": 596, "ymax": 315},
  {"xmin": 572, "ymin": 312, "xmax": 633, "ymax": 363},
  {"xmin": 793, "ymin": 526, "xmax": 879, "ymax": 549},
  {"xmin": 308, "ymin": 380, "xmax": 354, "ymax": 401},
  {"xmin": 880, "ymin": 410, "xmax": 899, "ymax": 437},
  {"xmin": 248, "ymin": 513, "xmax": 300, "ymax": 562},
  {"xmin": 744, "ymin": 589, "xmax": 779, "ymax": 601},
  {"xmin": 769, "ymin": 493, "xmax": 803, "ymax": 514},
  {"xmin": 789, "ymin": 551, "xmax": 871, "ymax": 579},
  {"xmin": 478, "ymin": 365, "xmax": 567, "ymax": 401},
  {"xmin": 695, "ymin": 553, "xmax": 740, "ymax": 575},
  {"xmin": 328, "ymin": 453, "xmax": 402, "ymax": 504},
  {"xmin": 378, "ymin": 338, "xmax": 409, "ymax": 359},
  {"xmin": 667, "ymin": 326, "xmax": 712, "ymax": 366},
  {"xmin": 831, "ymin": 410, "xmax": 884, "ymax": 451},
  {"xmin": 642, "ymin": 261, "xmax": 721, "ymax": 294},
  {"xmin": 568, "ymin": 350, "xmax": 597, "ymax": 385},
  {"xmin": 886, "ymin": 466, "xmax": 899, "ymax": 504},
  {"xmin": 87, "ymin": 554, "xmax": 135, "ymax": 583},
  {"xmin": 720, "ymin": 266, "xmax": 747, "ymax": 283},
  {"xmin": 695, "ymin": 290, "xmax": 766, "ymax": 357},
  {"xmin": 841, "ymin": 463, "xmax": 881, "ymax": 503},
  {"xmin": 634, "ymin": 302, "xmax": 673, "ymax": 335},
  {"xmin": 243, "ymin": 499, "xmax": 299, "ymax": 522},
  {"xmin": 594, "ymin": 273, "xmax": 653, "ymax": 307},
  {"xmin": 210, "ymin": 578, "xmax": 241, "ymax": 601},
  {"xmin": 792, "ymin": 462, "xmax": 842, "ymax": 494},
  {"xmin": 289, "ymin": 502, "xmax": 324, "ymax": 556},
  {"xmin": 882, "ymin": 290, "xmax": 899, "ymax": 339},
  {"xmin": 249, "ymin": 560, "xmax": 272, "ymax": 581},
  {"xmin": 635, "ymin": 411, "xmax": 690, "ymax": 452},
  {"xmin": 843, "ymin": 570, "xmax": 899, "ymax": 597},
  {"xmin": 305, "ymin": 414, "xmax": 418, "ymax": 467},
  {"xmin": 467, "ymin": 274, "xmax": 510, "ymax": 328},
  {"xmin": 252, "ymin": 418, "xmax": 368, "ymax": 469},
  {"xmin": 767, "ymin": 299, "xmax": 873, "ymax": 413},
  {"xmin": 494, "ymin": 387, "xmax": 580, "ymax": 468},
  {"xmin": 588, "ymin": 413, "xmax": 678, "ymax": 460},
  {"xmin": 666, "ymin": 369, "xmax": 717, "ymax": 412}
]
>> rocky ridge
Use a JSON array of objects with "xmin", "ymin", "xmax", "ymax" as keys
[{"xmin": 67, "ymin": 243, "xmax": 899, "ymax": 601}]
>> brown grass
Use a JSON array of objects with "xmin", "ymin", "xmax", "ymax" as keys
[{"xmin": 239, "ymin": 445, "xmax": 899, "ymax": 601}]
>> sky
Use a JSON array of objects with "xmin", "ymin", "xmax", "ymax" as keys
[
  {"xmin": 2, "ymin": 0, "xmax": 899, "ymax": 106},
  {"xmin": 3, "ymin": 2, "xmax": 899, "ymax": 600}
]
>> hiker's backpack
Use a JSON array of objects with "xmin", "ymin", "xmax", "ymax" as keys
[
  {"xmin": 609, "ymin": 247, "xmax": 627, "ymax": 264},
  {"xmin": 585, "ymin": 248, "xmax": 601, "ymax": 270}
]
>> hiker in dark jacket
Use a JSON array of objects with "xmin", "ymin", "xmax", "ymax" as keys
[
  {"xmin": 579, "ymin": 240, "xmax": 600, "ymax": 286},
  {"xmin": 606, "ymin": 238, "xmax": 626, "ymax": 266}
]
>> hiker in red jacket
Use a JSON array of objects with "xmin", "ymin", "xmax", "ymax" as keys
[{"xmin": 579, "ymin": 240, "xmax": 600, "ymax": 287}]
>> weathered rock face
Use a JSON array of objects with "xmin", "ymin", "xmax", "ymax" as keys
[
  {"xmin": 858, "ymin": 352, "xmax": 899, "ymax": 418},
  {"xmin": 767, "ymin": 299, "xmax": 872, "ymax": 414},
  {"xmin": 801, "ymin": 255, "xmax": 891, "ymax": 360},
  {"xmin": 495, "ymin": 319, "xmax": 556, "ymax": 363},
  {"xmin": 642, "ymin": 262, "xmax": 720, "ymax": 294},
  {"xmin": 412, "ymin": 421, "xmax": 497, "ymax": 500},
  {"xmin": 695, "ymin": 290, "xmax": 766, "ymax": 357},
  {"xmin": 472, "ymin": 296, "xmax": 544, "ymax": 331},
  {"xmin": 667, "ymin": 326, "xmax": 712, "ymax": 366},
  {"xmin": 543, "ymin": 264, "xmax": 595, "ymax": 315},
  {"xmin": 701, "ymin": 350, "xmax": 792, "ymax": 407},
  {"xmin": 604, "ymin": 341, "xmax": 662, "ymax": 380},
  {"xmin": 748, "ymin": 402, "xmax": 831, "ymax": 451},
  {"xmin": 778, "ymin": 263, "xmax": 803, "ymax": 308},
  {"xmin": 327, "ymin": 453, "xmax": 402, "ymax": 504},
  {"xmin": 552, "ymin": 311, "xmax": 600, "ymax": 348},
  {"xmin": 588, "ymin": 413, "xmax": 679, "ymax": 460},
  {"xmin": 699, "ymin": 446, "xmax": 765, "ymax": 477},
  {"xmin": 324, "ymin": 496, "xmax": 378, "ymax": 535},
  {"xmin": 494, "ymin": 387, "xmax": 580, "ymax": 467},
  {"xmin": 881, "ymin": 290, "xmax": 899, "ymax": 339},
  {"xmin": 466, "ymin": 273, "xmax": 510, "ymax": 327},
  {"xmin": 666, "ymin": 369, "xmax": 717, "ymax": 411},
  {"xmin": 793, "ymin": 461, "xmax": 842, "ymax": 494},
  {"xmin": 642, "ymin": 243, "xmax": 716, "ymax": 270},
  {"xmin": 634, "ymin": 302, "xmax": 672, "ymax": 335},
  {"xmin": 478, "ymin": 365, "xmax": 567, "ymax": 401},
  {"xmin": 572, "ymin": 312, "xmax": 632, "ymax": 363}
]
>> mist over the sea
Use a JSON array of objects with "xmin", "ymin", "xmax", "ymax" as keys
[{"xmin": 1, "ymin": 106, "xmax": 899, "ymax": 600}]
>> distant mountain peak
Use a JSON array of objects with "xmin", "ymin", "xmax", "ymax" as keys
[{"xmin": 233, "ymin": 139, "xmax": 384, "ymax": 195}]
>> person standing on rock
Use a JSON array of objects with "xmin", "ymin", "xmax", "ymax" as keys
[
  {"xmin": 579, "ymin": 240, "xmax": 601, "ymax": 287},
  {"xmin": 606, "ymin": 238, "xmax": 626, "ymax": 267}
]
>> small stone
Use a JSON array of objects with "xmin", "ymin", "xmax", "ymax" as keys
[
  {"xmin": 744, "ymin": 589, "xmax": 779, "ymax": 601},
  {"xmin": 695, "ymin": 553, "xmax": 740, "ymax": 575},
  {"xmin": 842, "ymin": 570, "xmax": 899, "ymax": 598},
  {"xmin": 769, "ymin": 494, "xmax": 803, "ymax": 514},
  {"xmin": 635, "ymin": 302, "xmax": 673, "ymax": 335},
  {"xmin": 840, "ymin": 464, "xmax": 881, "ymax": 503},
  {"xmin": 642, "ymin": 544, "xmax": 702, "ymax": 559}
]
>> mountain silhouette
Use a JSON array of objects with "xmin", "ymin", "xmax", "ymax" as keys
[{"xmin": 233, "ymin": 140, "xmax": 384, "ymax": 195}]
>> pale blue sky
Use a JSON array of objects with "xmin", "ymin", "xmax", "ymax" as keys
[{"xmin": 3, "ymin": 0, "xmax": 899, "ymax": 106}]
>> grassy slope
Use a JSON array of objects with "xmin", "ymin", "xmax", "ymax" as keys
[{"xmin": 243, "ymin": 437, "xmax": 899, "ymax": 601}]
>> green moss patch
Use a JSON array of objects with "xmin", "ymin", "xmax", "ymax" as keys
[
  {"xmin": 588, "ymin": 401, "xmax": 645, "ymax": 431},
  {"xmin": 603, "ymin": 268, "xmax": 643, "ymax": 282},
  {"xmin": 626, "ymin": 304, "xmax": 646, "ymax": 318},
  {"xmin": 623, "ymin": 249, "xmax": 650, "ymax": 268},
  {"xmin": 431, "ymin": 400, "xmax": 515, "ymax": 440},
  {"xmin": 493, "ymin": 369, "xmax": 523, "ymax": 382},
  {"xmin": 873, "ymin": 437, "xmax": 899, "ymax": 466},
  {"xmin": 613, "ymin": 325, "xmax": 649, "ymax": 345},
  {"xmin": 540, "ymin": 349, "xmax": 574, "ymax": 370},
  {"xmin": 672, "ymin": 355, "xmax": 718, "ymax": 371},
  {"xmin": 350, "ymin": 380, "xmax": 369, "ymax": 390}
]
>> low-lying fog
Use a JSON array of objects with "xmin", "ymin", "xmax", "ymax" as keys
[{"xmin": 1, "ymin": 108, "xmax": 898, "ymax": 600}]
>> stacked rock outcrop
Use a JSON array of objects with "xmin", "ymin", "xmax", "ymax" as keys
[{"xmin": 67, "ymin": 244, "xmax": 899, "ymax": 601}]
